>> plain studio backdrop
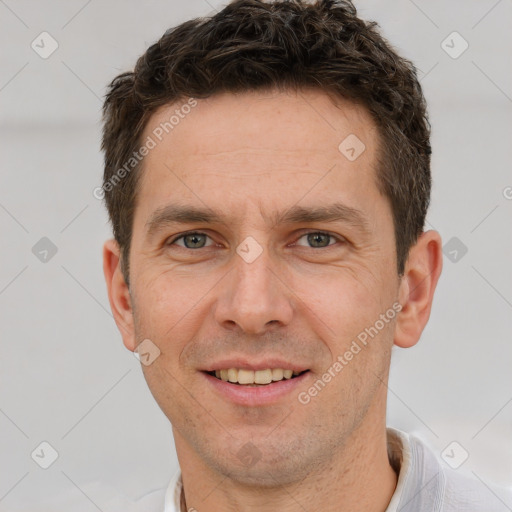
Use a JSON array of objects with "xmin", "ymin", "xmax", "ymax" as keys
[{"xmin": 0, "ymin": 0, "xmax": 511, "ymax": 510}]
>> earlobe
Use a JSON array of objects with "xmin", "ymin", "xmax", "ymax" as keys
[
  {"xmin": 394, "ymin": 230, "xmax": 443, "ymax": 349},
  {"xmin": 102, "ymin": 239, "xmax": 136, "ymax": 352}
]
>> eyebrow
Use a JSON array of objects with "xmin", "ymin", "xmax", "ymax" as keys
[{"xmin": 145, "ymin": 202, "xmax": 370, "ymax": 238}]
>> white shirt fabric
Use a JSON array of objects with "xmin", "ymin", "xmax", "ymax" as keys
[{"xmin": 156, "ymin": 427, "xmax": 512, "ymax": 512}]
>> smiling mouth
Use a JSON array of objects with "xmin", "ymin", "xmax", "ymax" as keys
[{"xmin": 206, "ymin": 368, "xmax": 309, "ymax": 386}]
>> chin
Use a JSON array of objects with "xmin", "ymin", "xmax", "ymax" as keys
[
  {"xmin": 214, "ymin": 458, "xmax": 307, "ymax": 488},
  {"xmin": 202, "ymin": 436, "xmax": 318, "ymax": 488}
]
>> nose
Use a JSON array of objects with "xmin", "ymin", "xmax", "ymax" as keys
[{"xmin": 214, "ymin": 245, "xmax": 294, "ymax": 335}]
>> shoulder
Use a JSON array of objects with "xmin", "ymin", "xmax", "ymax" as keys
[
  {"xmin": 402, "ymin": 433, "xmax": 512, "ymax": 512},
  {"xmin": 133, "ymin": 486, "xmax": 168, "ymax": 511},
  {"xmin": 440, "ymin": 466, "xmax": 512, "ymax": 512}
]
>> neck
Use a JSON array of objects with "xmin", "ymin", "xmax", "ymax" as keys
[{"xmin": 174, "ymin": 418, "xmax": 398, "ymax": 512}]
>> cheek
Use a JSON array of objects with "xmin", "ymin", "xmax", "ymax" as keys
[
  {"xmin": 293, "ymin": 269, "xmax": 385, "ymax": 349},
  {"xmin": 131, "ymin": 265, "xmax": 228, "ymax": 362}
]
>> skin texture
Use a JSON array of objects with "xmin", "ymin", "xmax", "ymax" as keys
[{"xmin": 103, "ymin": 89, "xmax": 443, "ymax": 512}]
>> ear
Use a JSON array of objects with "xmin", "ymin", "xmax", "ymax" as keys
[
  {"xmin": 103, "ymin": 239, "xmax": 136, "ymax": 352},
  {"xmin": 394, "ymin": 230, "xmax": 443, "ymax": 348}
]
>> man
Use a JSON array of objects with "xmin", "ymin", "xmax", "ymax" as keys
[{"xmin": 101, "ymin": 0, "xmax": 511, "ymax": 510}]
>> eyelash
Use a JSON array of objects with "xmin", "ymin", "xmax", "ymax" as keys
[{"xmin": 166, "ymin": 231, "xmax": 344, "ymax": 249}]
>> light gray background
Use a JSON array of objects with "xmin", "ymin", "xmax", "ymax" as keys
[{"xmin": 1, "ymin": 0, "xmax": 511, "ymax": 510}]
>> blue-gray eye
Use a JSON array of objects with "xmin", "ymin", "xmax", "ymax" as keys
[
  {"xmin": 172, "ymin": 232, "xmax": 212, "ymax": 249},
  {"xmin": 296, "ymin": 232, "xmax": 336, "ymax": 248}
]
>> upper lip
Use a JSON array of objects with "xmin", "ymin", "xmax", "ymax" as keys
[{"xmin": 201, "ymin": 358, "xmax": 309, "ymax": 372}]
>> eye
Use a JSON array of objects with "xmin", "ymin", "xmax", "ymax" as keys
[
  {"xmin": 295, "ymin": 231, "xmax": 341, "ymax": 248},
  {"xmin": 168, "ymin": 232, "xmax": 214, "ymax": 249}
]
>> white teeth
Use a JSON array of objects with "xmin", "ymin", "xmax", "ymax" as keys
[
  {"xmin": 254, "ymin": 369, "xmax": 272, "ymax": 384},
  {"xmin": 212, "ymin": 368, "xmax": 303, "ymax": 385},
  {"xmin": 271, "ymin": 368, "xmax": 284, "ymax": 381},
  {"xmin": 237, "ymin": 369, "xmax": 254, "ymax": 385}
]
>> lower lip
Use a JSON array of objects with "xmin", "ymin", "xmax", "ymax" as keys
[{"xmin": 202, "ymin": 371, "xmax": 311, "ymax": 406}]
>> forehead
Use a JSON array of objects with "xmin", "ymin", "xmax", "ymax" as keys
[
  {"xmin": 142, "ymin": 88, "xmax": 377, "ymax": 165},
  {"xmin": 136, "ymin": 89, "xmax": 382, "ymax": 222}
]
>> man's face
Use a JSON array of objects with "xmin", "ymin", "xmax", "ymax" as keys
[{"xmin": 127, "ymin": 89, "xmax": 401, "ymax": 485}]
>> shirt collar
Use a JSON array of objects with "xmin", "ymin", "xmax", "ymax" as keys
[{"xmin": 385, "ymin": 427, "xmax": 412, "ymax": 511}]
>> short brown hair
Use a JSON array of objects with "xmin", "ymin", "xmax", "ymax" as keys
[{"xmin": 101, "ymin": 0, "xmax": 431, "ymax": 286}]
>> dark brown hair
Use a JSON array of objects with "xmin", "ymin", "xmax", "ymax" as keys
[{"xmin": 101, "ymin": 0, "xmax": 431, "ymax": 286}]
